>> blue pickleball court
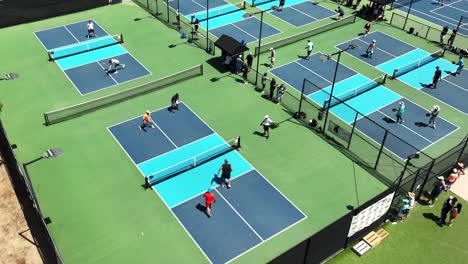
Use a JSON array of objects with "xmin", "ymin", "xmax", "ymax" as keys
[
  {"xmin": 34, "ymin": 20, "xmax": 151, "ymax": 95},
  {"xmin": 108, "ymin": 102, "xmax": 306, "ymax": 264},
  {"xmin": 271, "ymin": 53, "xmax": 459, "ymax": 159}
]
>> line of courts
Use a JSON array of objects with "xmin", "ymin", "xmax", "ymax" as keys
[{"xmin": 108, "ymin": 103, "xmax": 306, "ymax": 264}]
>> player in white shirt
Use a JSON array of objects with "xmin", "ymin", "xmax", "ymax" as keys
[
  {"xmin": 87, "ymin": 20, "xmax": 96, "ymax": 38},
  {"xmin": 106, "ymin": 58, "xmax": 126, "ymax": 74}
]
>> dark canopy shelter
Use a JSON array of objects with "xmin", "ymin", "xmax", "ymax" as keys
[
  {"xmin": 369, "ymin": 0, "xmax": 394, "ymax": 5},
  {"xmin": 214, "ymin": 34, "xmax": 249, "ymax": 57}
]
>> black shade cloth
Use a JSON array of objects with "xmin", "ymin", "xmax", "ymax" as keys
[
  {"xmin": 370, "ymin": 0, "xmax": 394, "ymax": 5},
  {"xmin": 214, "ymin": 34, "xmax": 249, "ymax": 56}
]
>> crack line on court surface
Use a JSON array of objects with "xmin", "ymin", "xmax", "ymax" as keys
[
  {"xmin": 63, "ymin": 26, "xmax": 80, "ymax": 42},
  {"xmin": 294, "ymin": 61, "xmax": 333, "ymax": 84},
  {"xmin": 290, "ymin": 6, "xmax": 319, "ymax": 20},
  {"xmin": 214, "ymin": 189, "xmax": 264, "ymax": 241},
  {"xmin": 377, "ymin": 110, "xmax": 434, "ymax": 144}
]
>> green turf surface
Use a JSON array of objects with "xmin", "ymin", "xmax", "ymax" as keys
[
  {"xmin": 329, "ymin": 191, "xmax": 468, "ymax": 264},
  {"xmin": 0, "ymin": 1, "xmax": 465, "ymax": 264}
]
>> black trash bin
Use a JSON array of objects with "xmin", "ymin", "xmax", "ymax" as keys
[{"xmin": 409, "ymin": 27, "xmax": 415, "ymax": 34}]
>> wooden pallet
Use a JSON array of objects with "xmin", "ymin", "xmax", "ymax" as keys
[
  {"xmin": 362, "ymin": 231, "xmax": 382, "ymax": 247},
  {"xmin": 376, "ymin": 228, "xmax": 389, "ymax": 240}
]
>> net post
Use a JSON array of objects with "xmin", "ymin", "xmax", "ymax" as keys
[
  {"xmin": 144, "ymin": 176, "xmax": 151, "ymax": 189},
  {"xmin": 47, "ymin": 52, "xmax": 53, "ymax": 61},
  {"xmin": 44, "ymin": 113, "xmax": 50, "ymax": 126},
  {"xmin": 235, "ymin": 136, "xmax": 241, "ymax": 149},
  {"xmin": 382, "ymin": 74, "xmax": 387, "ymax": 84},
  {"xmin": 119, "ymin": 34, "xmax": 124, "ymax": 44},
  {"xmin": 392, "ymin": 69, "xmax": 398, "ymax": 79}
]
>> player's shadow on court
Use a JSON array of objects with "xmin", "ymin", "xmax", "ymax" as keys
[
  {"xmin": 210, "ymin": 174, "xmax": 223, "ymax": 185},
  {"xmin": 382, "ymin": 116, "xmax": 396, "ymax": 124},
  {"xmin": 415, "ymin": 122, "xmax": 429, "ymax": 128},
  {"xmin": 196, "ymin": 203, "xmax": 211, "ymax": 218}
]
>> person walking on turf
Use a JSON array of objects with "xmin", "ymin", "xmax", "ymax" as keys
[
  {"xmin": 428, "ymin": 176, "xmax": 445, "ymax": 207},
  {"xmin": 242, "ymin": 63, "xmax": 249, "ymax": 84},
  {"xmin": 106, "ymin": 58, "xmax": 125, "ymax": 74},
  {"xmin": 305, "ymin": 40, "xmax": 314, "ymax": 60},
  {"xmin": 193, "ymin": 18, "xmax": 200, "ymax": 35},
  {"xmin": 277, "ymin": 84, "xmax": 286, "ymax": 104},
  {"xmin": 440, "ymin": 26, "xmax": 448, "ymax": 45},
  {"xmin": 269, "ymin": 77, "xmax": 278, "ymax": 100},
  {"xmin": 218, "ymin": 159, "xmax": 232, "ymax": 188},
  {"xmin": 176, "ymin": 9, "xmax": 181, "ymax": 30},
  {"xmin": 428, "ymin": 105, "xmax": 440, "ymax": 129},
  {"xmin": 203, "ymin": 188, "xmax": 216, "ymax": 217},
  {"xmin": 454, "ymin": 56, "xmax": 464, "ymax": 75},
  {"xmin": 139, "ymin": 110, "xmax": 156, "ymax": 130},
  {"xmin": 366, "ymin": 40, "xmax": 376, "ymax": 58},
  {"xmin": 279, "ymin": 0, "xmax": 286, "ymax": 10},
  {"xmin": 364, "ymin": 22, "xmax": 371, "ymax": 36},
  {"xmin": 236, "ymin": 55, "xmax": 243, "ymax": 74},
  {"xmin": 438, "ymin": 197, "xmax": 457, "ymax": 225},
  {"xmin": 87, "ymin": 20, "xmax": 96, "ymax": 38},
  {"xmin": 429, "ymin": 66, "xmax": 442, "ymax": 88},
  {"xmin": 396, "ymin": 101, "xmax": 405, "ymax": 124},
  {"xmin": 448, "ymin": 203, "xmax": 462, "ymax": 227},
  {"xmin": 260, "ymin": 115, "xmax": 273, "ymax": 138},
  {"xmin": 170, "ymin": 93, "xmax": 180, "ymax": 112},
  {"xmin": 261, "ymin": 72, "xmax": 268, "ymax": 93},
  {"xmin": 246, "ymin": 52, "xmax": 254, "ymax": 70},
  {"xmin": 269, "ymin": 48, "xmax": 276, "ymax": 68}
]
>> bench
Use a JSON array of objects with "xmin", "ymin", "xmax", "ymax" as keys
[{"xmin": 352, "ymin": 240, "xmax": 372, "ymax": 256}]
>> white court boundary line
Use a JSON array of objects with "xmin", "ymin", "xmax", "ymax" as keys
[
  {"xmin": 393, "ymin": 4, "xmax": 462, "ymax": 31},
  {"xmin": 377, "ymin": 110, "xmax": 433, "ymax": 144},
  {"xmin": 215, "ymin": 189, "xmax": 265, "ymax": 241},
  {"xmin": 107, "ymin": 102, "xmax": 307, "ymax": 264}
]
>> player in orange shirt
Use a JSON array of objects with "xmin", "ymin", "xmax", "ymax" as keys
[
  {"xmin": 139, "ymin": 110, "xmax": 156, "ymax": 130},
  {"xmin": 203, "ymin": 188, "xmax": 216, "ymax": 217}
]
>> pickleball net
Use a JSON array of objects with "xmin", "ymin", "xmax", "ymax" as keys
[
  {"xmin": 324, "ymin": 74, "xmax": 387, "ymax": 109},
  {"xmin": 47, "ymin": 34, "xmax": 124, "ymax": 61},
  {"xmin": 392, "ymin": 49, "xmax": 445, "ymax": 79},
  {"xmin": 196, "ymin": 2, "xmax": 246, "ymax": 23},
  {"xmin": 144, "ymin": 137, "xmax": 241, "ymax": 187}
]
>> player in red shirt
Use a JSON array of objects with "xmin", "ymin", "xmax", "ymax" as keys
[{"xmin": 203, "ymin": 189, "xmax": 216, "ymax": 217}]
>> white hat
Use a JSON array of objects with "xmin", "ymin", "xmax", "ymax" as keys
[
  {"xmin": 433, "ymin": 105, "xmax": 440, "ymax": 110},
  {"xmin": 437, "ymin": 176, "xmax": 444, "ymax": 180},
  {"xmin": 265, "ymin": 115, "xmax": 269, "ymax": 119},
  {"xmin": 453, "ymin": 168, "xmax": 458, "ymax": 173},
  {"xmin": 270, "ymin": 47, "xmax": 273, "ymax": 50},
  {"xmin": 146, "ymin": 110, "xmax": 150, "ymax": 113},
  {"xmin": 372, "ymin": 39, "xmax": 376, "ymax": 43},
  {"xmin": 399, "ymin": 101, "xmax": 404, "ymax": 105}
]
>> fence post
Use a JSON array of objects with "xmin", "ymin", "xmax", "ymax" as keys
[
  {"xmin": 297, "ymin": 79, "xmax": 306, "ymax": 115},
  {"xmin": 456, "ymin": 136, "xmax": 468, "ymax": 163},
  {"xmin": 374, "ymin": 130, "xmax": 388, "ymax": 170},
  {"xmin": 416, "ymin": 159, "xmax": 435, "ymax": 200},
  {"xmin": 347, "ymin": 111, "xmax": 359, "ymax": 150},
  {"xmin": 409, "ymin": 168, "xmax": 421, "ymax": 192}
]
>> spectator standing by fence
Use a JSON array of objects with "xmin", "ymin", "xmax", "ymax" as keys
[
  {"xmin": 447, "ymin": 29, "xmax": 457, "ymax": 48},
  {"xmin": 242, "ymin": 63, "xmax": 249, "ymax": 84},
  {"xmin": 446, "ymin": 168, "xmax": 459, "ymax": 191},
  {"xmin": 454, "ymin": 56, "xmax": 464, "ymax": 75},
  {"xmin": 428, "ymin": 176, "xmax": 445, "ymax": 207},
  {"xmin": 429, "ymin": 66, "xmax": 442, "ymax": 88},
  {"xmin": 439, "ymin": 197, "xmax": 457, "ymax": 225},
  {"xmin": 246, "ymin": 53, "xmax": 254, "ymax": 70},
  {"xmin": 269, "ymin": 48, "xmax": 276, "ymax": 68},
  {"xmin": 269, "ymin": 77, "xmax": 277, "ymax": 100},
  {"xmin": 277, "ymin": 84, "xmax": 286, "ymax": 104},
  {"xmin": 440, "ymin": 26, "xmax": 448, "ymax": 45}
]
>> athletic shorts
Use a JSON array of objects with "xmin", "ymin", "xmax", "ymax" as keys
[
  {"xmin": 263, "ymin": 125, "xmax": 270, "ymax": 131},
  {"xmin": 221, "ymin": 173, "xmax": 231, "ymax": 180},
  {"xmin": 205, "ymin": 202, "xmax": 212, "ymax": 209}
]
